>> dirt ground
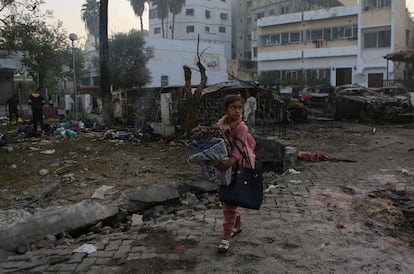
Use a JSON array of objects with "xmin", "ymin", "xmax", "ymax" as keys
[
  {"xmin": 0, "ymin": 123, "xmax": 200, "ymax": 209},
  {"xmin": 1, "ymin": 119, "xmax": 413, "ymax": 211}
]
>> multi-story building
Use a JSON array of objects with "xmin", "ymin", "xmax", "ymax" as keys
[
  {"xmin": 148, "ymin": 0, "xmax": 233, "ymax": 61},
  {"xmin": 255, "ymin": 0, "xmax": 414, "ymax": 87},
  {"xmin": 231, "ymin": 0, "xmax": 344, "ymax": 80}
]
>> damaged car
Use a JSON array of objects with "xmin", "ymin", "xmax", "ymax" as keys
[{"xmin": 333, "ymin": 86, "xmax": 414, "ymax": 123}]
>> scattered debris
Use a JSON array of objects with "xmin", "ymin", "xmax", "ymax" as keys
[{"xmin": 73, "ymin": 243, "xmax": 97, "ymax": 254}]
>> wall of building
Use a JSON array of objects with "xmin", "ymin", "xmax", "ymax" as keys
[
  {"xmin": 145, "ymin": 37, "xmax": 228, "ymax": 88},
  {"xmin": 148, "ymin": 0, "xmax": 232, "ymax": 60},
  {"xmin": 255, "ymin": 0, "xmax": 414, "ymax": 87}
]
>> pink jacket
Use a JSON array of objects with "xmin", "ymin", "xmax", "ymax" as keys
[{"xmin": 216, "ymin": 116, "xmax": 256, "ymax": 168}]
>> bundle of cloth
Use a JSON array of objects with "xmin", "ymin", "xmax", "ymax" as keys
[{"xmin": 187, "ymin": 137, "xmax": 232, "ymax": 186}]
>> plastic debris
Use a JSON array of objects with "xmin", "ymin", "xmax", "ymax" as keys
[
  {"xmin": 73, "ymin": 243, "xmax": 97, "ymax": 254},
  {"xmin": 41, "ymin": 149, "xmax": 56, "ymax": 155}
]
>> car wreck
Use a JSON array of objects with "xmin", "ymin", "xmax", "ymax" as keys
[{"xmin": 332, "ymin": 86, "xmax": 414, "ymax": 122}]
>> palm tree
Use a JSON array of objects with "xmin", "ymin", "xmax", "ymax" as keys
[
  {"xmin": 150, "ymin": 0, "xmax": 169, "ymax": 38},
  {"xmin": 169, "ymin": 0, "xmax": 185, "ymax": 39},
  {"xmin": 129, "ymin": 0, "xmax": 147, "ymax": 32},
  {"xmin": 99, "ymin": 0, "xmax": 112, "ymax": 124},
  {"xmin": 81, "ymin": 0, "xmax": 100, "ymax": 49}
]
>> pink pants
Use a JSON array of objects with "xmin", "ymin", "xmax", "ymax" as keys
[{"xmin": 222, "ymin": 202, "xmax": 241, "ymax": 240}]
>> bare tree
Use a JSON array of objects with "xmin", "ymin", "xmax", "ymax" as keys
[{"xmin": 182, "ymin": 34, "xmax": 208, "ymax": 137}]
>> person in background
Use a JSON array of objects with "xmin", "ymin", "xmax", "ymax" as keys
[
  {"xmin": 243, "ymin": 90, "xmax": 257, "ymax": 134},
  {"xmin": 43, "ymin": 100, "xmax": 58, "ymax": 119},
  {"xmin": 215, "ymin": 94, "xmax": 257, "ymax": 253},
  {"xmin": 28, "ymin": 88, "xmax": 45, "ymax": 131},
  {"xmin": 6, "ymin": 94, "xmax": 19, "ymax": 124}
]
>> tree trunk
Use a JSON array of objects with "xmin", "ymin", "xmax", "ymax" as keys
[
  {"xmin": 99, "ymin": 0, "xmax": 113, "ymax": 125},
  {"xmin": 182, "ymin": 36, "xmax": 209, "ymax": 137},
  {"xmin": 140, "ymin": 16, "xmax": 144, "ymax": 32},
  {"xmin": 182, "ymin": 65, "xmax": 196, "ymax": 137}
]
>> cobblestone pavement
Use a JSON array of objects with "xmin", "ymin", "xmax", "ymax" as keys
[{"xmin": 1, "ymin": 122, "xmax": 414, "ymax": 274}]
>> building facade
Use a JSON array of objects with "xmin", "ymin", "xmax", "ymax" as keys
[
  {"xmin": 255, "ymin": 0, "xmax": 414, "ymax": 87},
  {"xmin": 232, "ymin": 0, "xmax": 345, "ymax": 80},
  {"xmin": 145, "ymin": 37, "xmax": 227, "ymax": 88},
  {"xmin": 148, "ymin": 0, "xmax": 233, "ymax": 61}
]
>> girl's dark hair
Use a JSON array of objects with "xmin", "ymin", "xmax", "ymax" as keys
[{"xmin": 222, "ymin": 94, "xmax": 244, "ymax": 111}]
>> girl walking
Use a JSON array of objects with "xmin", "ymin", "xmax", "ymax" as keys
[{"xmin": 215, "ymin": 94, "xmax": 256, "ymax": 253}]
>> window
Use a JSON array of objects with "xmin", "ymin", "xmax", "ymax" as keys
[
  {"xmin": 149, "ymin": 9, "xmax": 157, "ymax": 19},
  {"xmin": 205, "ymin": 26, "xmax": 210, "ymax": 33},
  {"xmin": 205, "ymin": 10, "xmax": 211, "ymax": 19},
  {"xmin": 290, "ymin": 32, "xmax": 301, "ymax": 43},
  {"xmin": 364, "ymin": 29, "xmax": 391, "ymax": 48},
  {"xmin": 311, "ymin": 29, "xmax": 323, "ymax": 40},
  {"xmin": 247, "ymin": 1, "xmax": 252, "ymax": 7},
  {"xmin": 281, "ymin": 33, "xmax": 289, "ymax": 44},
  {"xmin": 247, "ymin": 17, "xmax": 252, "ymax": 24},
  {"xmin": 220, "ymin": 13, "xmax": 228, "ymax": 20},
  {"xmin": 271, "ymin": 34, "xmax": 280, "ymax": 44},
  {"xmin": 186, "ymin": 8, "xmax": 194, "ymax": 16},
  {"xmin": 256, "ymin": 12, "xmax": 264, "ymax": 20},
  {"xmin": 186, "ymin": 25, "xmax": 194, "ymax": 33},
  {"xmin": 364, "ymin": 0, "xmax": 391, "ymax": 9},
  {"xmin": 161, "ymin": 75, "xmax": 168, "ymax": 87},
  {"xmin": 219, "ymin": 26, "xmax": 226, "ymax": 33},
  {"xmin": 378, "ymin": 30, "xmax": 391, "ymax": 47},
  {"xmin": 364, "ymin": 33, "xmax": 377, "ymax": 48},
  {"xmin": 253, "ymin": 47, "xmax": 257, "ymax": 58},
  {"xmin": 248, "ymin": 34, "xmax": 252, "ymax": 41},
  {"xmin": 154, "ymin": 27, "xmax": 161, "ymax": 34}
]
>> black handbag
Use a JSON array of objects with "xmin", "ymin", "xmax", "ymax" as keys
[{"xmin": 218, "ymin": 138, "xmax": 263, "ymax": 210}]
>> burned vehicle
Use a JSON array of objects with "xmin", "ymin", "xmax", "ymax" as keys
[
  {"xmin": 371, "ymin": 85, "xmax": 413, "ymax": 112},
  {"xmin": 197, "ymin": 81, "xmax": 309, "ymax": 135},
  {"xmin": 299, "ymin": 84, "xmax": 335, "ymax": 116},
  {"xmin": 333, "ymin": 86, "xmax": 414, "ymax": 123}
]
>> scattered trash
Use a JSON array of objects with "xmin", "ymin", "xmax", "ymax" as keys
[
  {"xmin": 40, "ymin": 149, "xmax": 56, "ymax": 155},
  {"xmin": 2, "ymin": 146, "xmax": 13, "ymax": 153},
  {"xmin": 59, "ymin": 121, "xmax": 71, "ymax": 128},
  {"xmin": 65, "ymin": 129, "xmax": 77, "ymax": 137},
  {"xmin": 131, "ymin": 214, "xmax": 144, "ymax": 226},
  {"xmin": 38, "ymin": 169, "xmax": 49, "ymax": 176},
  {"xmin": 0, "ymin": 133, "xmax": 7, "ymax": 146},
  {"xmin": 401, "ymin": 169, "xmax": 409, "ymax": 175},
  {"xmin": 91, "ymin": 185, "xmax": 117, "ymax": 200},
  {"xmin": 73, "ymin": 243, "xmax": 97, "ymax": 254},
  {"xmin": 296, "ymin": 150, "xmax": 356, "ymax": 162},
  {"xmin": 264, "ymin": 185, "xmax": 280, "ymax": 193},
  {"xmin": 289, "ymin": 180, "xmax": 302, "ymax": 185},
  {"xmin": 287, "ymin": 168, "xmax": 300, "ymax": 175},
  {"xmin": 55, "ymin": 127, "xmax": 66, "ymax": 136},
  {"xmin": 372, "ymin": 128, "xmax": 377, "ymax": 134}
]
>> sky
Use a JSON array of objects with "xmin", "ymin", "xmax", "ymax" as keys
[
  {"xmin": 43, "ymin": 0, "xmax": 414, "ymax": 44},
  {"xmin": 43, "ymin": 0, "xmax": 149, "ymax": 43}
]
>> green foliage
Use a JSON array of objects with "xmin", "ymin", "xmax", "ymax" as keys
[
  {"xmin": 129, "ymin": 0, "xmax": 147, "ymax": 31},
  {"xmin": 0, "ymin": 16, "xmax": 72, "ymax": 88},
  {"xmin": 108, "ymin": 30, "xmax": 152, "ymax": 89},
  {"xmin": 81, "ymin": 0, "xmax": 99, "ymax": 48},
  {"xmin": 150, "ymin": 0, "xmax": 169, "ymax": 38}
]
